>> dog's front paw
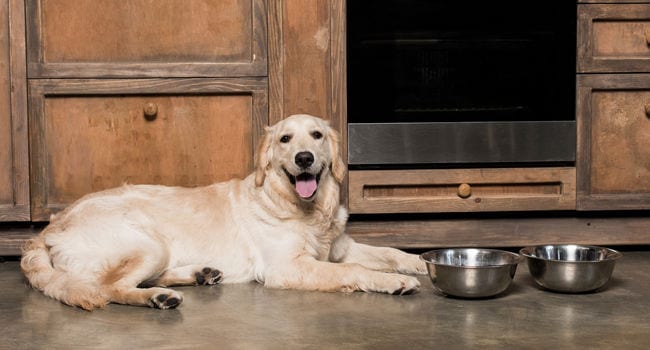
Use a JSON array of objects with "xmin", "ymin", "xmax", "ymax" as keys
[
  {"xmin": 397, "ymin": 254, "xmax": 428, "ymax": 275},
  {"xmin": 195, "ymin": 267, "xmax": 223, "ymax": 285},
  {"xmin": 391, "ymin": 275, "xmax": 420, "ymax": 295},
  {"xmin": 150, "ymin": 290, "xmax": 183, "ymax": 309},
  {"xmin": 370, "ymin": 274, "xmax": 420, "ymax": 296}
]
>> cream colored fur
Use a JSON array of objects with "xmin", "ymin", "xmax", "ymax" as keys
[{"xmin": 21, "ymin": 114, "xmax": 426, "ymax": 310}]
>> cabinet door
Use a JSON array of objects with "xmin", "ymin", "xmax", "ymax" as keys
[
  {"xmin": 29, "ymin": 78, "xmax": 267, "ymax": 220},
  {"xmin": 577, "ymin": 74, "xmax": 650, "ymax": 210},
  {"xmin": 26, "ymin": 0, "xmax": 267, "ymax": 78},
  {"xmin": 0, "ymin": 0, "xmax": 28, "ymax": 221}
]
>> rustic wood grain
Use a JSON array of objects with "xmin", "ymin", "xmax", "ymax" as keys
[
  {"xmin": 349, "ymin": 168, "xmax": 577, "ymax": 214},
  {"xmin": 578, "ymin": 4, "xmax": 650, "ymax": 73},
  {"xmin": 0, "ymin": 0, "xmax": 29, "ymax": 221},
  {"xmin": 26, "ymin": 0, "xmax": 268, "ymax": 78},
  {"xmin": 577, "ymin": 74, "xmax": 650, "ymax": 210},
  {"xmin": 347, "ymin": 216, "xmax": 650, "ymax": 249},
  {"xmin": 29, "ymin": 78, "xmax": 268, "ymax": 221},
  {"xmin": 0, "ymin": 226, "xmax": 40, "ymax": 255},
  {"xmin": 282, "ymin": 0, "xmax": 331, "ymax": 119},
  {"xmin": 0, "ymin": 0, "xmax": 12, "ymax": 207},
  {"xmin": 267, "ymin": 0, "xmax": 284, "ymax": 125},
  {"xmin": 330, "ymin": 0, "xmax": 348, "ymax": 205}
]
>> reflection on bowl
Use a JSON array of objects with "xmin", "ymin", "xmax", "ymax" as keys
[
  {"xmin": 519, "ymin": 244, "xmax": 622, "ymax": 293},
  {"xmin": 420, "ymin": 248, "xmax": 523, "ymax": 298}
]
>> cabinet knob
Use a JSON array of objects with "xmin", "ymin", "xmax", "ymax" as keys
[
  {"xmin": 645, "ymin": 104, "xmax": 650, "ymax": 118},
  {"xmin": 458, "ymin": 183, "xmax": 472, "ymax": 198},
  {"xmin": 646, "ymin": 30, "xmax": 650, "ymax": 46},
  {"xmin": 143, "ymin": 102, "xmax": 158, "ymax": 120}
]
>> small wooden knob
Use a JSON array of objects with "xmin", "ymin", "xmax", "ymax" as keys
[
  {"xmin": 645, "ymin": 104, "xmax": 650, "ymax": 117},
  {"xmin": 645, "ymin": 30, "xmax": 650, "ymax": 46},
  {"xmin": 458, "ymin": 183, "xmax": 471, "ymax": 198},
  {"xmin": 143, "ymin": 102, "xmax": 158, "ymax": 120}
]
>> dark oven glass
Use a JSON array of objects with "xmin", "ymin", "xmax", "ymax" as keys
[{"xmin": 347, "ymin": 0, "xmax": 576, "ymax": 124}]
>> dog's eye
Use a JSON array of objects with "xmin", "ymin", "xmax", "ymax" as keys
[
  {"xmin": 280, "ymin": 135, "xmax": 291, "ymax": 143},
  {"xmin": 311, "ymin": 131, "xmax": 323, "ymax": 140}
]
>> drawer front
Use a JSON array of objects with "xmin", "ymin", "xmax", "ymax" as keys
[
  {"xmin": 29, "ymin": 78, "xmax": 268, "ymax": 220},
  {"xmin": 578, "ymin": 4, "xmax": 650, "ymax": 72},
  {"xmin": 577, "ymin": 74, "xmax": 650, "ymax": 209},
  {"xmin": 349, "ymin": 168, "xmax": 576, "ymax": 214},
  {"xmin": 27, "ymin": 0, "xmax": 267, "ymax": 77}
]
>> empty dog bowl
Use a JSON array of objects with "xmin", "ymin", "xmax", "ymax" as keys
[
  {"xmin": 519, "ymin": 244, "xmax": 622, "ymax": 293},
  {"xmin": 420, "ymin": 248, "xmax": 523, "ymax": 298}
]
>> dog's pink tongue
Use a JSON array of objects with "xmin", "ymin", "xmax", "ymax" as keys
[{"xmin": 296, "ymin": 177, "xmax": 317, "ymax": 198}]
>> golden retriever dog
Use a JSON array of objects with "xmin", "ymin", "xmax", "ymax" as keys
[{"xmin": 21, "ymin": 114, "xmax": 426, "ymax": 310}]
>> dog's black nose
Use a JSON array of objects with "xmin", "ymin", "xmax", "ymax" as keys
[{"xmin": 295, "ymin": 151, "xmax": 314, "ymax": 168}]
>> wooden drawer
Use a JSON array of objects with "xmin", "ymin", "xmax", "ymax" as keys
[
  {"xmin": 348, "ymin": 168, "xmax": 576, "ymax": 214},
  {"xmin": 577, "ymin": 74, "xmax": 650, "ymax": 210},
  {"xmin": 29, "ymin": 78, "xmax": 268, "ymax": 220},
  {"xmin": 26, "ymin": 0, "xmax": 267, "ymax": 78},
  {"xmin": 578, "ymin": 4, "xmax": 650, "ymax": 73}
]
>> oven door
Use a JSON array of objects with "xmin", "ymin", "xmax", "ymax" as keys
[{"xmin": 348, "ymin": 121, "xmax": 576, "ymax": 166}]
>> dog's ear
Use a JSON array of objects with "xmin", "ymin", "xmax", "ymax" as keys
[
  {"xmin": 327, "ymin": 126, "xmax": 346, "ymax": 183},
  {"xmin": 255, "ymin": 126, "xmax": 273, "ymax": 187}
]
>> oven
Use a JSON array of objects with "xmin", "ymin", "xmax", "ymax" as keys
[{"xmin": 347, "ymin": 0, "xmax": 577, "ymax": 168}]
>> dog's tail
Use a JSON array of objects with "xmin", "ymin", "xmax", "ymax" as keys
[{"xmin": 20, "ymin": 235, "xmax": 109, "ymax": 311}]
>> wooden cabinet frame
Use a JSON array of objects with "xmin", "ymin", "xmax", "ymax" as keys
[{"xmin": 0, "ymin": 0, "xmax": 29, "ymax": 221}]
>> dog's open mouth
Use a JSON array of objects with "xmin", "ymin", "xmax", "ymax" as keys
[{"xmin": 284, "ymin": 168, "xmax": 322, "ymax": 200}]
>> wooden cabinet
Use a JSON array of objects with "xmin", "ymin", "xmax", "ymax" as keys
[
  {"xmin": 3, "ymin": 0, "xmax": 650, "ymax": 253},
  {"xmin": 0, "ymin": 0, "xmax": 28, "ymax": 221},
  {"xmin": 21, "ymin": 0, "xmax": 269, "ymax": 220},
  {"xmin": 577, "ymin": 2, "xmax": 650, "ymax": 210}
]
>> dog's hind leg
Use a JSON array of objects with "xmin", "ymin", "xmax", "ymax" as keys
[
  {"xmin": 100, "ymin": 255, "xmax": 184, "ymax": 309},
  {"xmin": 108, "ymin": 285, "xmax": 184, "ymax": 309},
  {"xmin": 138, "ymin": 265, "xmax": 223, "ymax": 287}
]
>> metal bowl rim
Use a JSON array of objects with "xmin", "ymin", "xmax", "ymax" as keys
[
  {"xmin": 519, "ymin": 244, "xmax": 622, "ymax": 263},
  {"xmin": 420, "ymin": 248, "xmax": 524, "ymax": 268}
]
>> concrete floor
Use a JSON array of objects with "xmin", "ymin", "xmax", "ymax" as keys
[{"xmin": 1, "ymin": 251, "xmax": 650, "ymax": 350}]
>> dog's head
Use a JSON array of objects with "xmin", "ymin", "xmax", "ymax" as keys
[{"xmin": 255, "ymin": 114, "xmax": 345, "ymax": 202}]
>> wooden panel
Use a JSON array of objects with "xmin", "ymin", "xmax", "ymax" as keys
[
  {"xmin": 0, "ymin": 0, "xmax": 29, "ymax": 221},
  {"xmin": 269, "ymin": 0, "xmax": 345, "ymax": 131},
  {"xmin": 349, "ymin": 168, "xmax": 576, "ymax": 214},
  {"xmin": 347, "ymin": 216, "xmax": 650, "ymax": 249},
  {"xmin": 0, "ymin": 0, "xmax": 12, "ymax": 207},
  {"xmin": 578, "ymin": 4, "xmax": 650, "ymax": 73},
  {"xmin": 26, "ymin": 0, "xmax": 267, "ymax": 77},
  {"xmin": 577, "ymin": 74, "xmax": 650, "ymax": 210},
  {"xmin": 281, "ymin": 0, "xmax": 331, "ymax": 119},
  {"xmin": 4, "ymin": 214, "xmax": 650, "ymax": 255},
  {"xmin": 29, "ymin": 78, "xmax": 268, "ymax": 220}
]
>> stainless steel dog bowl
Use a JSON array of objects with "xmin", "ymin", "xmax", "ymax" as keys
[
  {"xmin": 420, "ymin": 248, "xmax": 523, "ymax": 298},
  {"xmin": 519, "ymin": 244, "xmax": 622, "ymax": 293}
]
